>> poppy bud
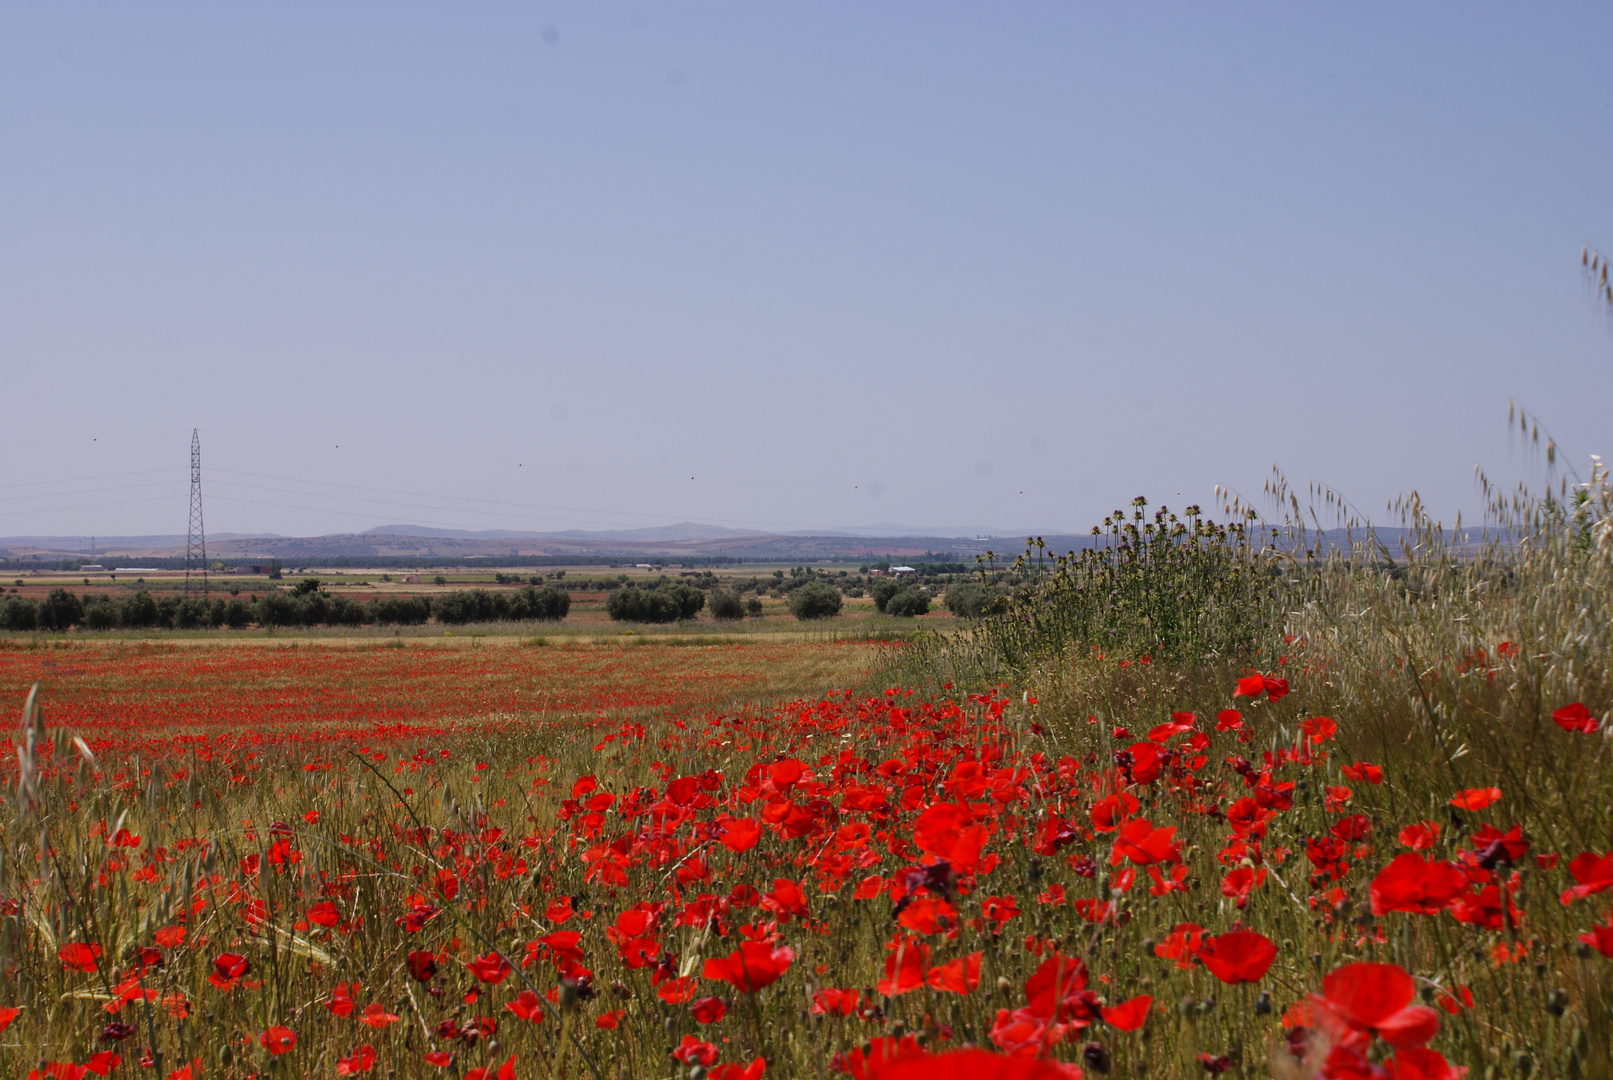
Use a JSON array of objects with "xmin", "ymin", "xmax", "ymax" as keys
[
  {"xmin": 1513, "ymin": 1052, "xmax": 1533, "ymax": 1076},
  {"xmin": 1254, "ymin": 992, "xmax": 1271, "ymax": 1015},
  {"xmin": 1545, "ymin": 989, "xmax": 1567, "ymax": 1017},
  {"xmin": 559, "ymin": 981, "xmax": 581, "ymax": 1010},
  {"xmin": 1419, "ymin": 985, "xmax": 1436, "ymax": 1003},
  {"xmin": 996, "ymin": 976, "xmax": 1013, "ymax": 996},
  {"xmin": 690, "ymin": 1069, "xmax": 706, "ymax": 1080},
  {"xmin": 1082, "ymin": 1042, "xmax": 1112, "ymax": 1074}
]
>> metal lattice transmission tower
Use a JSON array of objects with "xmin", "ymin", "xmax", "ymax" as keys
[{"xmin": 185, "ymin": 428, "xmax": 208, "ymax": 598}]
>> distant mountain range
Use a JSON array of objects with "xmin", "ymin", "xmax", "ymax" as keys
[{"xmin": 0, "ymin": 523, "xmax": 1428, "ymax": 566}]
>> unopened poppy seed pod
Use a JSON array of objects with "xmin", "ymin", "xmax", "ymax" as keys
[{"xmin": 1254, "ymin": 991, "xmax": 1271, "ymax": 1015}]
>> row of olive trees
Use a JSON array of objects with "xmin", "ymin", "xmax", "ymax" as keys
[{"xmin": 0, "ymin": 582, "xmax": 570, "ymax": 632}]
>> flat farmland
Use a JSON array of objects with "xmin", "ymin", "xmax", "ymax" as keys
[{"xmin": 0, "ymin": 636, "xmax": 883, "ymax": 754}]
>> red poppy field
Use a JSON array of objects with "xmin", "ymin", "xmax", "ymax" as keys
[{"xmin": 2, "ymin": 606, "xmax": 1611, "ymax": 1078}]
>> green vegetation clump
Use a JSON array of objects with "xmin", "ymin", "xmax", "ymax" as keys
[
  {"xmin": 870, "ymin": 578, "xmax": 903, "ymax": 612},
  {"xmin": 605, "ymin": 580, "xmax": 706, "ymax": 623},
  {"xmin": 708, "ymin": 589, "xmax": 745, "ymax": 620},
  {"xmin": 787, "ymin": 582, "xmax": 843, "ymax": 620},
  {"xmin": 943, "ymin": 580, "xmax": 1003, "ymax": 618},
  {"xmin": 883, "ymin": 587, "xmax": 930, "ymax": 617}
]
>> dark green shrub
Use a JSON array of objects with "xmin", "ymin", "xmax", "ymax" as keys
[
  {"xmin": 37, "ymin": 588, "xmax": 84, "ymax": 631},
  {"xmin": 433, "ymin": 589, "xmax": 505, "ymax": 625},
  {"xmin": 508, "ymin": 585, "xmax": 570, "ymax": 621},
  {"xmin": 885, "ymin": 588, "xmax": 930, "ymax": 617},
  {"xmin": 328, "ymin": 595, "xmax": 372, "ymax": 626},
  {"xmin": 223, "ymin": 598, "xmax": 254, "ymax": 628},
  {"xmin": 369, "ymin": 596, "xmax": 432, "ymax": 625},
  {"xmin": 173, "ymin": 597, "xmax": 212, "ymax": 629},
  {"xmin": 944, "ymin": 582, "xmax": 1003, "ymax": 619},
  {"xmin": 744, "ymin": 597, "xmax": 764, "ymax": 617},
  {"xmin": 118, "ymin": 591, "xmax": 160, "ymax": 628},
  {"xmin": 709, "ymin": 590, "xmax": 744, "ymax": 620},
  {"xmin": 83, "ymin": 596, "xmax": 120, "ymax": 630},
  {"xmin": 605, "ymin": 582, "xmax": 705, "ymax": 623},
  {"xmin": 155, "ymin": 594, "xmax": 183, "ymax": 628},
  {"xmin": 256, "ymin": 591, "xmax": 299, "ymax": 628},
  {"xmin": 0, "ymin": 596, "xmax": 38, "ymax": 631},
  {"xmin": 788, "ymin": 582, "xmax": 843, "ymax": 620},
  {"xmin": 871, "ymin": 579, "xmax": 903, "ymax": 613}
]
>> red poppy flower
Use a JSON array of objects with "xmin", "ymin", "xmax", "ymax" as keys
[
  {"xmin": 1561, "ymin": 852, "xmax": 1613, "ymax": 904},
  {"xmin": 1300, "ymin": 716, "xmax": 1335, "ymax": 743},
  {"xmin": 1023, "ymin": 952, "xmax": 1098, "ymax": 1022},
  {"xmin": 506, "ymin": 990, "xmax": 546, "ymax": 1022},
  {"xmin": 594, "ymin": 1009, "xmax": 624, "ymax": 1029},
  {"xmin": 1234, "ymin": 674, "xmax": 1267, "ymax": 698},
  {"xmin": 1579, "ymin": 915, "xmax": 1613, "ymax": 957},
  {"xmin": 1089, "ymin": 792, "xmax": 1138, "ymax": 833},
  {"xmin": 1196, "ymin": 930, "xmax": 1276, "ymax": 984},
  {"xmin": 1110, "ymin": 818, "xmax": 1180, "ymax": 867},
  {"xmin": 702, "ymin": 941, "xmax": 794, "ymax": 993},
  {"xmin": 811, "ymin": 987, "xmax": 858, "ymax": 1016},
  {"xmin": 58, "ymin": 943, "xmax": 102, "ymax": 974},
  {"xmin": 258, "ymin": 1027, "xmax": 296, "ymax": 1055},
  {"xmin": 407, "ymin": 951, "xmax": 438, "ymax": 983},
  {"xmin": 305, "ymin": 901, "xmax": 341, "ymax": 928},
  {"xmin": 671, "ymin": 1035, "xmax": 719, "ymax": 1066},
  {"xmin": 467, "ymin": 952, "xmax": 512, "ymax": 984},
  {"xmin": 0, "ymin": 1008, "xmax": 18, "ymax": 1035},
  {"xmin": 28, "ymin": 1064, "xmax": 88, "ymax": 1080},
  {"xmin": 1340, "ymin": 761, "xmax": 1383, "ymax": 784},
  {"xmin": 708, "ymin": 1060, "xmax": 767, "ymax": 1080},
  {"xmin": 1552, "ymin": 702, "xmax": 1599, "ymax": 733},
  {"xmin": 423, "ymin": 1052, "xmax": 455, "ymax": 1068},
  {"xmin": 1220, "ymin": 866, "xmax": 1267, "ymax": 909},
  {"xmin": 1309, "ymin": 962, "xmax": 1439, "ymax": 1049},
  {"xmin": 691, "ymin": 995, "xmax": 728, "ymax": 1023},
  {"xmin": 1398, "ymin": 821, "xmax": 1440, "ymax": 850},
  {"xmin": 719, "ymin": 818, "xmax": 761, "ymax": 853},
  {"xmin": 1146, "ymin": 713, "xmax": 1195, "ymax": 742},
  {"xmin": 359, "ymin": 1003, "xmax": 400, "ymax": 1029},
  {"xmin": 335, "ymin": 1045, "xmax": 376, "ymax": 1076},
  {"xmin": 1370, "ymin": 853, "xmax": 1469, "ymax": 916},
  {"xmin": 876, "ymin": 936, "xmax": 931, "ymax": 996},
  {"xmin": 657, "ymin": 977, "xmax": 698, "ymax": 1004},
  {"xmin": 1125, "ymin": 741, "xmax": 1163, "ymax": 784},
  {"xmin": 1383, "ymin": 1046, "xmax": 1464, "ymax": 1080},
  {"xmin": 1449, "ymin": 787, "xmax": 1501, "ymax": 811},
  {"xmin": 926, "ymin": 952, "xmax": 982, "ymax": 994},
  {"xmin": 327, "ymin": 982, "xmax": 358, "ymax": 1017},
  {"xmin": 897, "ymin": 896, "xmax": 956, "ymax": 935},
  {"xmin": 463, "ymin": 1056, "xmax": 517, "ymax": 1080},
  {"xmin": 1100, "ymin": 994, "xmax": 1151, "ymax": 1031},
  {"xmin": 208, "ymin": 953, "xmax": 251, "ymax": 989},
  {"xmin": 1215, "ymin": 709, "xmax": 1243, "ymax": 730},
  {"xmin": 1152, "ymin": 923, "xmax": 1205, "ymax": 969},
  {"xmin": 870, "ymin": 1049, "xmax": 1082, "ymax": 1078}
]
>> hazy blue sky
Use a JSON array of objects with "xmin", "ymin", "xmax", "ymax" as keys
[{"xmin": 2, "ymin": 3, "xmax": 1610, "ymax": 538}]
